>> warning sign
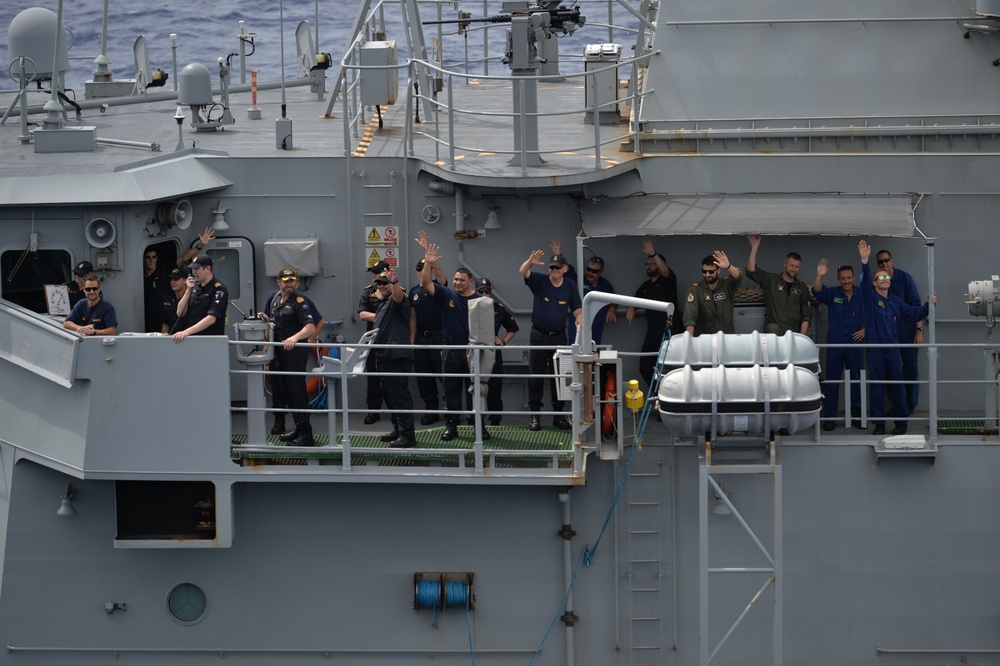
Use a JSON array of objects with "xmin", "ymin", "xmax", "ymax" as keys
[
  {"xmin": 365, "ymin": 226, "xmax": 399, "ymax": 247},
  {"xmin": 366, "ymin": 248, "xmax": 398, "ymax": 269}
]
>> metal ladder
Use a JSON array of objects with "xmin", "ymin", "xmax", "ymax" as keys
[
  {"xmin": 627, "ymin": 457, "xmax": 663, "ymax": 665},
  {"xmin": 358, "ymin": 170, "xmax": 399, "ymax": 268}
]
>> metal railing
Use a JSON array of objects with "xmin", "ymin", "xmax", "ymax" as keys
[{"xmin": 229, "ymin": 339, "xmax": 591, "ymax": 477}]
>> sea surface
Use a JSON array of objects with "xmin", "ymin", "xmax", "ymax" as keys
[{"xmin": 3, "ymin": 0, "xmax": 620, "ymax": 90}]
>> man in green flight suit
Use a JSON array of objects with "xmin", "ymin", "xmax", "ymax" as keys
[
  {"xmin": 745, "ymin": 234, "xmax": 812, "ymax": 335},
  {"xmin": 683, "ymin": 251, "xmax": 743, "ymax": 335}
]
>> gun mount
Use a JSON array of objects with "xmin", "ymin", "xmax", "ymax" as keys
[
  {"xmin": 425, "ymin": 1, "xmax": 587, "ymax": 167},
  {"xmin": 425, "ymin": 1, "xmax": 586, "ymax": 39}
]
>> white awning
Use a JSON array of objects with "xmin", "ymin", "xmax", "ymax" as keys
[{"xmin": 581, "ymin": 194, "xmax": 916, "ymax": 238}]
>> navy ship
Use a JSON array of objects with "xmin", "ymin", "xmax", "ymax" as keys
[{"xmin": 0, "ymin": 0, "xmax": 998, "ymax": 663}]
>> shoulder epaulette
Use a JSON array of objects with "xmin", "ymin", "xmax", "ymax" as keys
[{"xmin": 296, "ymin": 296, "xmax": 305, "ymax": 303}]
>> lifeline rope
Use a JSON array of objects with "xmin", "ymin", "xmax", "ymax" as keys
[{"xmin": 529, "ymin": 330, "xmax": 673, "ymax": 665}]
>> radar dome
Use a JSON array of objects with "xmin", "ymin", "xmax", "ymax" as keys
[
  {"xmin": 7, "ymin": 7, "xmax": 69, "ymax": 81},
  {"xmin": 178, "ymin": 63, "xmax": 213, "ymax": 106}
]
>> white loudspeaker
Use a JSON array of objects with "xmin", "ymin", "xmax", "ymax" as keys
[
  {"xmin": 85, "ymin": 217, "xmax": 117, "ymax": 248},
  {"xmin": 156, "ymin": 199, "xmax": 193, "ymax": 230}
]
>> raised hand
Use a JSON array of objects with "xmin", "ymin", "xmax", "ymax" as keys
[
  {"xmin": 415, "ymin": 230, "xmax": 430, "ymax": 251},
  {"xmin": 713, "ymin": 250, "xmax": 731, "ymax": 269},
  {"xmin": 640, "ymin": 235, "xmax": 656, "ymax": 256},
  {"xmin": 529, "ymin": 249, "xmax": 546, "ymax": 265},
  {"xmin": 817, "ymin": 258, "xmax": 828, "ymax": 277},
  {"xmin": 425, "ymin": 243, "xmax": 442, "ymax": 265},
  {"xmin": 198, "ymin": 227, "xmax": 215, "ymax": 246},
  {"xmin": 549, "ymin": 239, "xmax": 562, "ymax": 256},
  {"xmin": 747, "ymin": 234, "xmax": 761, "ymax": 248},
  {"xmin": 858, "ymin": 240, "xmax": 870, "ymax": 261}
]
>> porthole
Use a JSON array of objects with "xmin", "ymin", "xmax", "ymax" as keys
[{"xmin": 165, "ymin": 582, "xmax": 208, "ymax": 625}]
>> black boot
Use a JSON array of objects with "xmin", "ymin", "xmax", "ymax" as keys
[
  {"xmin": 279, "ymin": 426, "xmax": 301, "ymax": 442},
  {"xmin": 529, "ymin": 415, "xmax": 541, "ymax": 432},
  {"xmin": 289, "ymin": 427, "xmax": 316, "ymax": 447},
  {"xmin": 441, "ymin": 420, "xmax": 458, "ymax": 441},
  {"xmin": 480, "ymin": 418, "xmax": 491, "ymax": 441},
  {"xmin": 380, "ymin": 430, "xmax": 400, "ymax": 442},
  {"xmin": 270, "ymin": 416, "xmax": 286, "ymax": 435}
]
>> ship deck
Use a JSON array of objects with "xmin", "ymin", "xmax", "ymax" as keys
[{"xmin": 0, "ymin": 62, "xmax": 640, "ymax": 194}]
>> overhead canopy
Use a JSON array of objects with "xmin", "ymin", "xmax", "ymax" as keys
[
  {"xmin": 0, "ymin": 155, "xmax": 231, "ymax": 207},
  {"xmin": 580, "ymin": 194, "xmax": 916, "ymax": 238}
]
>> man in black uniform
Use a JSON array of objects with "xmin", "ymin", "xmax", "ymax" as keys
[
  {"xmin": 160, "ymin": 267, "xmax": 189, "ymax": 333},
  {"xmin": 172, "ymin": 255, "xmax": 230, "ymax": 341},
  {"xmin": 625, "ymin": 236, "xmax": 681, "ymax": 390},
  {"xmin": 475, "ymin": 278, "xmax": 519, "ymax": 426},
  {"xmin": 410, "ymin": 258, "xmax": 446, "ymax": 425},
  {"xmin": 67, "ymin": 260, "xmax": 93, "ymax": 307},
  {"xmin": 358, "ymin": 261, "xmax": 389, "ymax": 424},
  {"xmin": 142, "ymin": 248, "xmax": 169, "ymax": 332},
  {"xmin": 372, "ymin": 269, "xmax": 417, "ymax": 448},
  {"xmin": 262, "ymin": 269, "xmax": 317, "ymax": 446}
]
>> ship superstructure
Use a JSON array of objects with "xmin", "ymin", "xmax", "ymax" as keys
[{"xmin": 0, "ymin": 0, "xmax": 999, "ymax": 664}]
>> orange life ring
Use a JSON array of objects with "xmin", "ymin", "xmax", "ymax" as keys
[
  {"xmin": 305, "ymin": 344, "xmax": 327, "ymax": 398},
  {"xmin": 602, "ymin": 367, "xmax": 616, "ymax": 436},
  {"xmin": 264, "ymin": 344, "xmax": 327, "ymax": 400}
]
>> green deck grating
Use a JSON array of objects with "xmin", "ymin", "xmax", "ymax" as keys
[
  {"xmin": 231, "ymin": 425, "xmax": 575, "ymax": 467},
  {"xmin": 936, "ymin": 419, "xmax": 999, "ymax": 435}
]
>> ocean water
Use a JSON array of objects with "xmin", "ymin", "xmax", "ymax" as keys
[{"xmin": 3, "ymin": 0, "xmax": 625, "ymax": 89}]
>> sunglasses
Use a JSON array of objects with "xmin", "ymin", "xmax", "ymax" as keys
[
  {"xmin": 874, "ymin": 275, "xmax": 892, "ymax": 282},
  {"xmin": 585, "ymin": 267, "xmax": 602, "ymax": 274},
  {"xmin": 702, "ymin": 268, "xmax": 718, "ymax": 274},
  {"xmin": 83, "ymin": 287, "xmax": 100, "ymax": 292},
  {"xmin": 876, "ymin": 258, "xmax": 891, "ymax": 265}
]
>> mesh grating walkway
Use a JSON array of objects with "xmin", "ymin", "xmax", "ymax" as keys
[{"xmin": 231, "ymin": 425, "xmax": 575, "ymax": 468}]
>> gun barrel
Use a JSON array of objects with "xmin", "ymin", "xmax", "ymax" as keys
[{"xmin": 422, "ymin": 15, "xmax": 511, "ymax": 25}]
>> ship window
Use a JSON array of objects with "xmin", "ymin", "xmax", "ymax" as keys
[
  {"xmin": 165, "ymin": 583, "xmax": 208, "ymax": 625},
  {"xmin": 1, "ymin": 249, "xmax": 72, "ymax": 313},
  {"xmin": 202, "ymin": 247, "xmax": 241, "ymax": 300},
  {"xmin": 115, "ymin": 480, "xmax": 216, "ymax": 540}
]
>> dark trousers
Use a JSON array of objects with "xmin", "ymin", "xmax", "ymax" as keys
[
  {"xmin": 413, "ymin": 331, "xmax": 442, "ymax": 410},
  {"xmin": 639, "ymin": 328, "xmax": 665, "ymax": 390},
  {"xmin": 487, "ymin": 352, "xmax": 505, "ymax": 424},
  {"xmin": 379, "ymin": 354, "xmax": 415, "ymax": 437},
  {"xmin": 271, "ymin": 346, "xmax": 311, "ymax": 430},
  {"xmin": 528, "ymin": 328, "xmax": 565, "ymax": 413},
  {"xmin": 867, "ymin": 347, "xmax": 907, "ymax": 426},
  {"xmin": 364, "ymin": 351, "xmax": 383, "ymax": 411},
  {"xmin": 823, "ymin": 346, "xmax": 864, "ymax": 419},
  {"xmin": 443, "ymin": 348, "xmax": 470, "ymax": 423},
  {"xmin": 900, "ymin": 346, "xmax": 920, "ymax": 414}
]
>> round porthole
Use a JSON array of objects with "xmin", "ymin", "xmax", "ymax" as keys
[{"xmin": 166, "ymin": 582, "xmax": 208, "ymax": 625}]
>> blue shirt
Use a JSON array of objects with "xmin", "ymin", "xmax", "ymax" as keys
[
  {"xmin": 65, "ymin": 298, "xmax": 118, "ymax": 331},
  {"xmin": 429, "ymin": 284, "xmax": 481, "ymax": 344},
  {"xmin": 811, "ymin": 284, "xmax": 863, "ymax": 345},
  {"xmin": 860, "ymin": 263, "xmax": 928, "ymax": 344},
  {"xmin": 409, "ymin": 283, "xmax": 443, "ymax": 332},
  {"xmin": 525, "ymin": 272, "xmax": 582, "ymax": 332}
]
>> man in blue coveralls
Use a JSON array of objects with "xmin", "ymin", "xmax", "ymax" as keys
[
  {"xmin": 874, "ymin": 249, "xmax": 923, "ymax": 416},
  {"xmin": 812, "ymin": 259, "xmax": 865, "ymax": 431},
  {"xmin": 858, "ymin": 241, "xmax": 935, "ymax": 436}
]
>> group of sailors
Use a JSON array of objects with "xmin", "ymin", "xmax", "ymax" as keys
[
  {"xmin": 683, "ymin": 235, "xmax": 935, "ymax": 436},
  {"xmin": 63, "ymin": 229, "xmax": 936, "ymax": 447}
]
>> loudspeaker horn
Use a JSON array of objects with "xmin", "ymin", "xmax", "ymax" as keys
[
  {"xmin": 156, "ymin": 199, "xmax": 193, "ymax": 230},
  {"xmin": 85, "ymin": 217, "xmax": 117, "ymax": 249}
]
